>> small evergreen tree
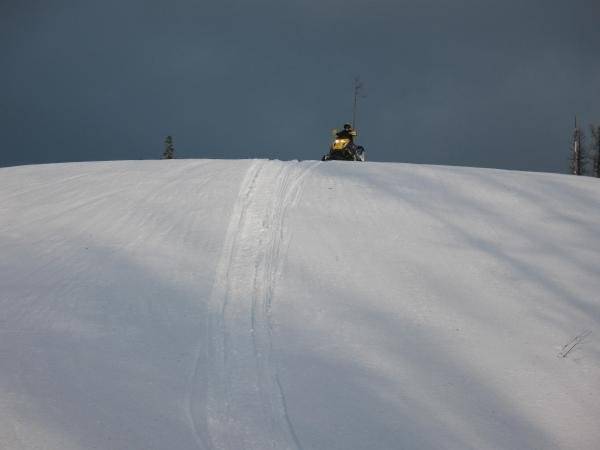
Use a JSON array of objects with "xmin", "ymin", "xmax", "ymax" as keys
[
  {"xmin": 570, "ymin": 117, "xmax": 585, "ymax": 175},
  {"xmin": 163, "ymin": 135, "xmax": 175, "ymax": 159},
  {"xmin": 591, "ymin": 125, "xmax": 600, "ymax": 178}
]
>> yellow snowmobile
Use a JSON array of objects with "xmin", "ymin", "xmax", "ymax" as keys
[{"xmin": 321, "ymin": 126, "xmax": 366, "ymax": 162}]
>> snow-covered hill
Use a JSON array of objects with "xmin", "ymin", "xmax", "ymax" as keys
[{"xmin": 1, "ymin": 159, "xmax": 599, "ymax": 450}]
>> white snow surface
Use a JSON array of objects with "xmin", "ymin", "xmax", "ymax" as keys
[{"xmin": 1, "ymin": 159, "xmax": 599, "ymax": 450}]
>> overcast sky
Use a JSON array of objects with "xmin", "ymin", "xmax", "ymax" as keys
[{"xmin": 1, "ymin": 0, "xmax": 599, "ymax": 172}]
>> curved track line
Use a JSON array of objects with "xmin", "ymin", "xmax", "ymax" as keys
[
  {"xmin": 251, "ymin": 162, "xmax": 318, "ymax": 450},
  {"xmin": 187, "ymin": 160, "xmax": 264, "ymax": 450},
  {"xmin": 187, "ymin": 160, "xmax": 317, "ymax": 450}
]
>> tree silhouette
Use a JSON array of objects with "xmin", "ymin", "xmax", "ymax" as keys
[{"xmin": 163, "ymin": 136, "xmax": 175, "ymax": 159}]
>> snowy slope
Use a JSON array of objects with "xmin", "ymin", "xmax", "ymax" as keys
[{"xmin": 1, "ymin": 159, "xmax": 599, "ymax": 450}]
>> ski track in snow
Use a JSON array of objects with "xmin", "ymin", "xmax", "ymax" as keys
[{"xmin": 188, "ymin": 160, "xmax": 317, "ymax": 450}]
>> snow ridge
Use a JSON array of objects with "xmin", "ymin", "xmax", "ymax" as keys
[{"xmin": 2, "ymin": 160, "xmax": 599, "ymax": 450}]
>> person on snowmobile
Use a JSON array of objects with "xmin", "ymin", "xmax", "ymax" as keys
[
  {"xmin": 336, "ymin": 123, "xmax": 357, "ymax": 141},
  {"xmin": 321, "ymin": 123, "xmax": 365, "ymax": 161}
]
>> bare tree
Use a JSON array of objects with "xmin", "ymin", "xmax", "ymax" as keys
[
  {"xmin": 591, "ymin": 125, "xmax": 600, "ymax": 178},
  {"xmin": 163, "ymin": 135, "xmax": 175, "ymax": 159},
  {"xmin": 570, "ymin": 117, "xmax": 586, "ymax": 175}
]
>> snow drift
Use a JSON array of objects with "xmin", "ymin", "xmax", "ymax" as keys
[{"xmin": 1, "ymin": 159, "xmax": 599, "ymax": 450}]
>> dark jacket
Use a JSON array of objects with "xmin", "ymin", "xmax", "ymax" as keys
[{"xmin": 336, "ymin": 128, "xmax": 357, "ymax": 141}]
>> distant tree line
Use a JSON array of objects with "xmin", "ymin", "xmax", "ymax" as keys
[{"xmin": 570, "ymin": 117, "xmax": 600, "ymax": 177}]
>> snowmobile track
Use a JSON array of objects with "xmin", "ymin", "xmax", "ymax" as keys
[{"xmin": 188, "ymin": 160, "xmax": 317, "ymax": 450}]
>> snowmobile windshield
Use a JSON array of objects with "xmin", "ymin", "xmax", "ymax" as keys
[{"xmin": 332, "ymin": 138, "xmax": 351, "ymax": 150}]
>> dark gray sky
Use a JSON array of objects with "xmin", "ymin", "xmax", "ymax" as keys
[{"xmin": 1, "ymin": 0, "xmax": 599, "ymax": 172}]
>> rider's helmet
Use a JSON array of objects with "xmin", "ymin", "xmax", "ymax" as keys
[{"xmin": 343, "ymin": 123, "xmax": 352, "ymax": 130}]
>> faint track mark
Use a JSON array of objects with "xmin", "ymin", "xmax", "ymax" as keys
[
  {"xmin": 187, "ymin": 160, "xmax": 317, "ymax": 450},
  {"xmin": 559, "ymin": 330, "xmax": 591, "ymax": 358}
]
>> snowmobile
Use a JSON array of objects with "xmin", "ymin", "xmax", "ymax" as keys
[
  {"xmin": 323, "ymin": 79, "xmax": 368, "ymax": 161},
  {"xmin": 321, "ymin": 132, "xmax": 366, "ymax": 162}
]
